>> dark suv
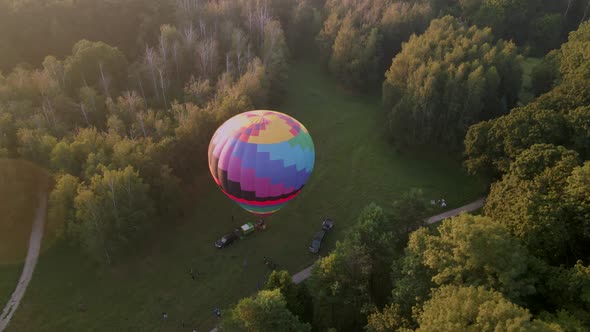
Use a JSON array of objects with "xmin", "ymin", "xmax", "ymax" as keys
[
  {"xmin": 322, "ymin": 218, "xmax": 334, "ymax": 231},
  {"xmin": 309, "ymin": 230, "xmax": 326, "ymax": 253},
  {"xmin": 215, "ymin": 230, "xmax": 239, "ymax": 248}
]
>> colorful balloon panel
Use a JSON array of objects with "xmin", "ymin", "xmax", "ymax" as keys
[{"xmin": 208, "ymin": 110, "xmax": 315, "ymax": 217}]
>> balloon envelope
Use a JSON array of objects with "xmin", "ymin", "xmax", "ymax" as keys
[{"xmin": 208, "ymin": 110, "xmax": 315, "ymax": 217}]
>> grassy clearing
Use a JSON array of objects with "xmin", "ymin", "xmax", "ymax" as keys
[
  {"xmin": 0, "ymin": 159, "xmax": 50, "ymax": 264},
  {"xmin": 0, "ymin": 265, "xmax": 22, "ymax": 308},
  {"xmin": 0, "ymin": 159, "xmax": 50, "ymax": 312},
  {"xmin": 518, "ymin": 57, "xmax": 542, "ymax": 105},
  {"xmin": 2, "ymin": 62, "xmax": 485, "ymax": 332}
]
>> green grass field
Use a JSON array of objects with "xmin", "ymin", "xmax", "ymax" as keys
[
  {"xmin": 1, "ymin": 62, "xmax": 485, "ymax": 332},
  {"xmin": 0, "ymin": 159, "xmax": 50, "ymax": 312},
  {"xmin": 0, "ymin": 159, "xmax": 50, "ymax": 265}
]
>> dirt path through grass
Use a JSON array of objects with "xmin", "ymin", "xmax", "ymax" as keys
[{"xmin": 0, "ymin": 190, "xmax": 47, "ymax": 332}]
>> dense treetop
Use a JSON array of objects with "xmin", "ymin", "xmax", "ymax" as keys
[
  {"xmin": 382, "ymin": 16, "xmax": 522, "ymax": 148},
  {"xmin": 465, "ymin": 20, "xmax": 590, "ymax": 178},
  {"xmin": 317, "ymin": 0, "xmax": 434, "ymax": 89}
]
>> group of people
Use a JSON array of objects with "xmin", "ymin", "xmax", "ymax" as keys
[
  {"xmin": 431, "ymin": 198, "xmax": 447, "ymax": 208},
  {"xmin": 255, "ymin": 219, "xmax": 267, "ymax": 230}
]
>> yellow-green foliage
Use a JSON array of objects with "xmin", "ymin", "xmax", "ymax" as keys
[
  {"xmin": 416, "ymin": 285, "xmax": 557, "ymax": 332},
  {"xmin": 383, "ymin": 15, "xmax": 523, "ymax": 148}
]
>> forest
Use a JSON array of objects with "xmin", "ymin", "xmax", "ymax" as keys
[{"xmin": 0, "ymin": 0, "xmax": 589, "ymax": 331}]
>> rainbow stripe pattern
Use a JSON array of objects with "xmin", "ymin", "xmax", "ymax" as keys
[{"xmin": 208, "ymin": 110, "xmax": 315, "ymax": 216}]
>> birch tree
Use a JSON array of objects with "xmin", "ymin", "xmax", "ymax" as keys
[
  {"xmin": 144, "ymin": 45, "xmax": 161, "ymax": 101},
  {"xmin": 73, "ymin": 166, "xmax": 155, "ymax": 264}
]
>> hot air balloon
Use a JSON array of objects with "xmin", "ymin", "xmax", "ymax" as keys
[{"xmin": 208, "ymin": 110, "xmax": 315, "ymax": 218}]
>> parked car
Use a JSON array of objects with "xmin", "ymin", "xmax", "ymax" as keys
[
  {"xmin": 309, "ymin": 230, "xmax": 326, "ymax": 253},
  {"xmin": 322, "ymin": 218, "xmax": 334, "ymax": 231},
  {"xmin": 215, "ymin": 230, "xmax": 239, "ymax": 248}
]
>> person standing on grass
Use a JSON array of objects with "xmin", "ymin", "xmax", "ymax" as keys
[{"xmin": 213, "ymin": 308, "xmax": 221, "ymax": 319}]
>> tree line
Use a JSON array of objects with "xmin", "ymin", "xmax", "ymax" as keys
[
  {"xmin": 0, "ymin": 0, "xmax": 176, "ymax": 73},
  {"xmin": 314, "ymin": 0, "xmax": 589, "ymax": 151},
  {"xmin": 0, "ymin": 0, "xmax": 315, "ymax": 264},
  {"xmin": 317, "ymin": 0, "xmax": 589, "ymax": 91}
]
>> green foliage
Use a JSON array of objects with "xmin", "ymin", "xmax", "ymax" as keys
[
  {"xmin": 410, "ymin": 214, "xmax": 537, "ymax": 303},
  {"xmin": 383, "ymin": 16, "xmax": 522, "ymax": 148},
  {"xmin": 183, "ymin": 77, "xmax": 213, "ymax": 107},
  {"xmin": 308, "ymin": 197, "xmax": 433, "ymax": 330},
  {"xmin": 263, "ymin": 20, "xmax": 290, "ymax": 106},
  {"xmin": 390, "ymin": 188, "xmax": 430, "ymax": 234},
  {"xmin": 72, "ymin": 166, "xmax": 155, "ymax": 264},
  {"xmin": 390, "ymin": 238, "xmax": 435, "ymax": 326},
  {"xmin": 527, "ymin": 260, "xmax": 590, "ymax": 327},
  {"xmin": 264, "ymin": 270, "xmax": 312, "ymax": 322},
  {"xmin": 285, "ymin": 0, "xmax": 322, "ymax": 59},
  {"xmin": 366, "ymin": 304, "xmax": 407, "ymax": 332},
  {"xmin": 380, "ymin": 2, "xmax": 434, "ymax": 72},
  {"xmin": 463, "ymin": 106, "xmax": 583, "ymax": 178},
  {"xmin": 474, "ymin": 0, "xmax": 530, "ymax": 44},
  {"xmin": 415, "ymin": 285, "xmax": 556, "ymax": 331},
  {"xmin": 316, "ymin": 12, "xmax": 341, "ymax": 66},
  {"xmin": 558, "ymin": 21, "xmax": 590, "ymax": 80},
  {"xmin": 347, "ymin": 203, "xmax": 398, "ymax": 307},
  {"xmin": 0, "ymin": 112, "xmax": 16, "ymax": 156},
  {"xmin": 464, "ymin": 21, "xmax": 590, "ymax": 178},
  {"xmin": 434, "ymin": 0, "xmax": 583, "ymax": 56},
  {"xmin": 16, "ymin": 128, "xmax": 58, "ymax": 168},
  {"xmin": 538, "ymin": 310, "xmax": 587, "ymax": 332},
  {"xmin": 565, "ymin": 162, "xmax": 590, "ymax": 238},
  {"xmin": 0, "ymin": 0, "xmax": 174, "ymax": 72},
  {"xmin": 64, "ymin": 40, "xmax": 129, "ymax": 97},
  {"xmin": 317, "ymin": 0, "xmax": 433, "ymax": 89},
  {"xmin": 484, "ymin": 144, "xmax": 590, "ymax": 264},
  {"xmin": 150, "ymin": 164, "xmax": 183, "ymax": 219},
  {"xmin": 529, "ymin": 14, "xmax": 563, "ymax": 55},
  {"xmin": 309, "ymin": 241, "xmax": 373, "ymax": 331},
  {"xmin": 233, "ymin": 58, "xmax": 267, "ymax": 109},
  {"xmin": 220, "ymin": 289, "xmax": 311, "ymax": 332},
  {"xmin": 50, "ymin": 141, "xmax": 78, "ymax": 175},
  {"xmin": 48, "ymin": 174, "xmax": 80, "ymax": 240},
  {"xmin": 170, "ymin": 102, "xmax": 218, "ymax": 179},
  {"xmin": 531, "ymin": 51, "xmax": 560, "ymax": 97},
  {"xmin": 567, "ymin": 106, "xmax": 590, "ymax": 158},
  {"xmin": 328, "ymin": 15, "xmax": 382, "ymax": 90}
]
